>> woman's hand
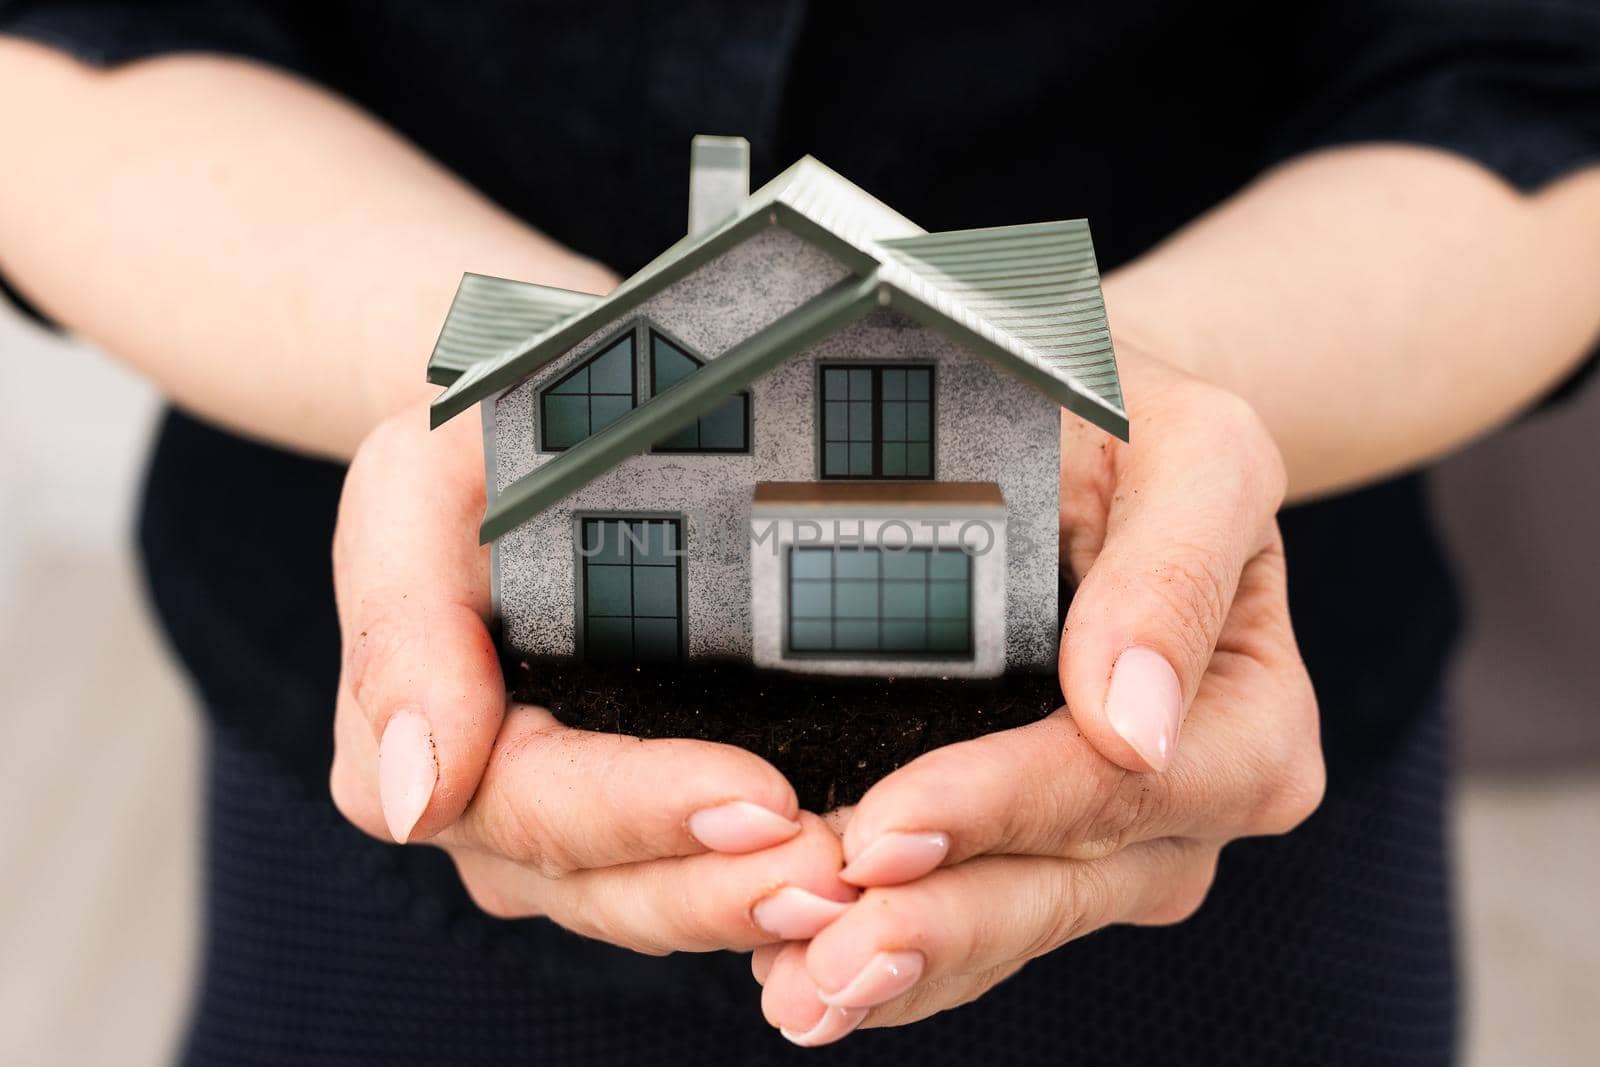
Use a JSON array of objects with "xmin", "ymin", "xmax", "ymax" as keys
[
  {"xmin": 329, "ymin": 402, "xmax": 856, "ymax": 954},
  {"xmin": 754, "ymin": 354, "xmax": 1324, "ymax": 1044}
]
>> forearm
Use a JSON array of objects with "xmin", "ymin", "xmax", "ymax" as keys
[
  {"xmin": 1104, "ymin": 144, "xmax": 1600, "ymax": 501},
  {"xmin": 0, "ymin": 38, "xmax": 614, "ymax": 458}
]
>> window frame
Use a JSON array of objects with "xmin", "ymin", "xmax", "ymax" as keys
[
  {"xmin": 573, "ymin": 513, "xmax": 687, "ymax": 663},
  {"xmin": 646, "ymin": 327, "xmax": 752, "ymax": 455},
  {"xmin": 538, "ymin": 326, "xmax": 639, "ymax": 453},
  {"xmin": 815, "ymin": 363, "xmax": 937, "ymax": 480},
  {"xmin": 783, "ymin": 545, "xmax": 974, "ymax": 660}
]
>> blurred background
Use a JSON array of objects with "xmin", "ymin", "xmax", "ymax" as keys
[{"xmin": 1, "ymin": 299, "xmax": 1596, "ymax": 1064}]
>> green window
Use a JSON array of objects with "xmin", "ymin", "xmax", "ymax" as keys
[
  {"xmin": 540, "ymin": 333, "xmax": 636, "ymax": 451},
  {"xmin": 650, "ymin": 330, "xmax": 749, "ymax": 452},
  {"xmin": 580, "ymin": 518, "xmax": 682, "ymax": 662},
  {"xmin": 820, "ymin": 365, "xmax": 933, "ymax": 479},
  {"xmin": 787, "ymin": 546, "xmax": 971, "ymax": 657}
]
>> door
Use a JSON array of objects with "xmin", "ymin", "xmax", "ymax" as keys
[{"xmin": 579, "ymin": 517, "xmax": 683, "ymax": 662}]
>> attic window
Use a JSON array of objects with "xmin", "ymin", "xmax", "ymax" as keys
[
  {"xmin": 649, "ymin": 330, "xmax": 750, "ymax": 453},
  {"xmin": 540, "ymin": 332, "xmax": 636, "ymax": 451}
]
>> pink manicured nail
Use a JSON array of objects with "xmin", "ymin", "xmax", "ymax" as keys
[
  {"xmin": 840, "ymin": 831, "xmax": 950, "ymax": 886},
  {"xmin": 378, "ymin": 707, "xmax": 437, "ymax": 844},
  {"xmin": 687, "ymin": 801, "xmax": 801, "ymax": 853},
  {"xmin": 820, "ymin": 950, "xmax": 926, "ymax": 1009},
  {"xmin": 752, "ymin": 887, "xmax": 853, "ymax": 940},
  {"xmin": 1104, "ymin": 646, "xmax": 1184, "ymax": 772},
  {"xmin": 780, "ymin": 1005, "xmax": 868, "ymax": 1047}
]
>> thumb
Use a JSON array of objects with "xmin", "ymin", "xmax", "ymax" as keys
[
  {"xmin": 334, "ymin": 405, "xmax": 504, "ymax": 843},
  {"xmin": 1060, "ymin": 390, "xmax": 1284, "ymax": 773}
]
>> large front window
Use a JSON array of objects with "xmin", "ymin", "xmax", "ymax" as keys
[
  {"xmin": 820, "ymin": 365, "xmax": 933, "ymax": 479},
  {"xmin": 787, "ymin": 546, "xmax": 971, "ymax": 656}
]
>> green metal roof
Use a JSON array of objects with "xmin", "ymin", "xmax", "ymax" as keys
[
  {"xmin": 426, "ymin": 153, "xmax": 1128, "ymax": 542},
  {"xmin": 426, "ymin": 273, "xmax": 600, "ymax": 386}
]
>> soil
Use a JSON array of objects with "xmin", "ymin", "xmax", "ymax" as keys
[{"xmin": 507, "ymin": 657, "xmax": 1061, "ymax": 812}]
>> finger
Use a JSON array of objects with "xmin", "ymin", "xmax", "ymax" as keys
[
  {"xmin": 841, "ymin": 555, "xmax": 1320, "ymax": 879},
  {"xmin": 435, "ymin": 702, "xmax": 803, "ymax": 873},
  {"xmin": 332, "ymin": 406, "xmax": 504, "ymax": 843},
  {"xmin": 790, "ymin": 841, "xmax": 1215, "ymax": 1029},
  {"xmin": 751, "ymin": 943, "xmax": 783, "ymax": 985},
  {"xmin": 453, "ymin": 813, "xmax": 854, "ymax": 954},
  {"xmin": 1059, "ymin": 381, "xmax": 1286, "ymax": 772},
  {"xmin": 762, "ymin": 942, "xmax": 870, "ymax": 1047}
]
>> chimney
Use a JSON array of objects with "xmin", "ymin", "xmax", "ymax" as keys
[{"xmin": 688, "ymin": 135, "xmax": 749, "ymax": 237}]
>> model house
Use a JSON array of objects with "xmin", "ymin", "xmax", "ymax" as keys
[{"xmin": 427, "ymin": 136, "xmax": 1127, "ymax": 678}]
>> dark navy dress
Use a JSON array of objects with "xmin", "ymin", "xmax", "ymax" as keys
[{"xmin": 3, "ymin": 2, "xmax": 1598, "ymax": 1062}]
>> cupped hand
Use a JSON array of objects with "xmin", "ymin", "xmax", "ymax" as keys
[
  {"xmin": 329, "ymin": 402, "xmax": 855, "ymax": 955},
  {"xmin": 755, "ymin": 353, "xmax": 1325, "ymax": 1044}
]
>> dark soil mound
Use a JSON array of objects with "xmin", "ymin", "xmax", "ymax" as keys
[{"xmin": 507, "ymin": 658, "xmax": 1060, "ymax": 811}]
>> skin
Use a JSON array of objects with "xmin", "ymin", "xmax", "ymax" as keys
[{"xmin": 3, "ymin": 40, "xmax": 1598, "ymax": 1042}]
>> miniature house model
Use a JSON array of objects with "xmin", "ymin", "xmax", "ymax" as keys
[{"xmin": 428, "ymin": 136, "xmax": 1127, "ymax": 678}]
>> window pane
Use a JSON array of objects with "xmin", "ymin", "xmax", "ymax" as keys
[
  {"xmin": 635, "ymin": 521, "xmax": 678, "ymax": 562},
  {"xmin": 698, "ymin": 396, "xmax": 746, "ymax": 449},
  {"xmin": 824, "ymin": 402, "xmax": 850, "ymax": 442},
  {"xmin": 882, "ymin": 369, "xmax": 906, "ymax": 400},
  {"xmin": 543, "ymin": 395, "xmax": 589, "ymax": 449},
  {"xmin": 582, "ymin": 520, "xmax": 631, "ymax": 564},
  {"xmin": 632, "ymin": 567, "xmax": 677, "ymax": 617},
  {"xmin": 908, "ymin": 368, "xmax": 931, "ymax": 400},
  {"xmin": 590, "ymin": 336, "xmax": 634, "ymax": 394},
  {"xmin": 790, "ymin": 619, "xmax": 832, "ymax": 651},
  {"xmin": 791, "ymin": 548, "xmax": 834, "ymax": 579},
  {"xmin": 790, "ymin": 581, "xmax": 832, "ymax": 618},
  {"xmin": 849, "ymin": 442, "xmax": 874, "ymax": 475},
  {"xmin": 586, "ymin": 618, "xmax": 633, "ymax": 660},
  {"xmin": 929, "ymin": 581, "xmax": 969, "ymax": 619},
  {"xmin": 834, "ymin": 619, "xmax": 879, "ymax": 651},
  {"xmin": 848, "ymin": 401, "xmax": 873, "ymax": 440},
  {"xmin": 633, "ymin": 618, "xmax": 679, "ymax": 661},
  {"xmin": 882, "ymin": 552, "xmax": 925, "ymax": 580},
  {"xmin": 549, "ymin": 365, "xmax": 589, "ymax": 395},
  {"xmin": 834, "ymin": 579, "xmax": 878, "ymax": 618},
  {"xmin": 929, "ymin": 551, "xmax": 968, "ymax": 580},
  {"xmin": 883, "ymin": 582, "xmax": 926, "ymax": 619},
  {"xmin": 906, "ymin": 442, "xmax": 931, "ymax": 477},
  {"xmin": 882, "ymin": 401, "xmax": 906, "ymax": 440},
  {"xmin": 590, "ymin": 395, "xmax": 632, "ymax": 433},
  {"xmin": 834, "ymin": 551, "xmax": 880, "ymax": 579},
  {"xmin": 655, "ymin": 424, "xmax": 700, "ymax": 450},
  {"xmin": 929, "ymin": 619, "xmax": 969, "ymax": 651},
  {"xmin": 882, "ymin": 620, "xmax": 927, "ymax": 651},
  {"xmin": 824, "ymin": 443, "xmax": 849, "ymax": 476},
  {"xmin": 824, "ymin": 369, "xmax": 849, "ymax": 400},
  {"xmin": 848, "ymin": 368, "xmax": 873, "ymax": 400},
  {"xmin": 652, "ymin": 334, "xmax": 700, "ymax": 391},
  {"xmin": 585, "ymin": 566, "xmax": 633, "ymax": 616},
  {"xmin": 881, "ymin": 443, "xmax": 906, "ymax": 476},
  {"xmin": 906, "ymin": 402, "xmax": 930, "ymax": 441}
]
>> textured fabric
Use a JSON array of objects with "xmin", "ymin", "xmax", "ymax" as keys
[
  {"xmin": 183, "ymin": 697, "xmax": 1455, "ymax": 1065},
  {"xmin": 5, "ymin": 0, "xmax": 1596, "ymax": 1061}
]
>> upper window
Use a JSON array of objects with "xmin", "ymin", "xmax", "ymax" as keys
[
  {"xmin": 540, "ymin": 332, "xmax": 636, "ymax": 451},
  {"xmin": 650, "ymin": 330, "xmax": 749, "ymax": 453},
  {"xmin": 820, "ymin": 365, "xmax": 933, "ymax": 479}
]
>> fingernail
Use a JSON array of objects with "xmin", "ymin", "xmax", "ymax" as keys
[
  {"xmin": 688, "ymin": 801, "xmax": 801, "ymax": 853},
  {"xmin": 752, "ymin": 887, "xmax": 853, "ymax": 940},
  {"xmin": 378, "ymin": 707, "xmax": 436, "ymax": 844},
  {"xmin": 840, "ymin": 831, "xmax": 950, "ymax": 886},
  {"xmin": 1104, "ymin": 646, "xmax": 1184, "ymax": 772},
  {"xmin": 780, "ymin": 1005, "xmax": 868, "ymax": 1047},
  {"xmin": 819, "ymin": 950, "xmax": 925, "ymax": 1009}
]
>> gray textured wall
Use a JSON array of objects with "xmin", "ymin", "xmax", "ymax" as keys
[{"xmin": 489, "ymin": 224, "xmax": 1062, "ymax": 669}]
